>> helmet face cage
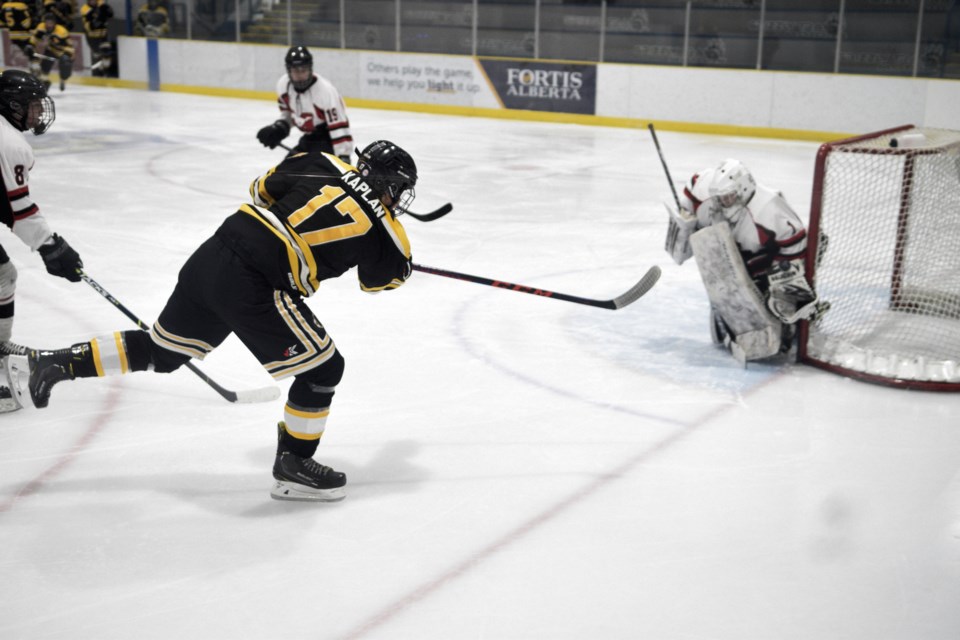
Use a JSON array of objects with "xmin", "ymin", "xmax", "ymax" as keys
[
  {"xmin": 710, "ymin": 159, "xmax": 756, "ymax": 207},
  {"xmin": 0, "ymin": 70, "xmax": 56, "ymax": 135},
  {"xmin": 356, "ymin": 140, "xmax": 418, "ymax": 213},
  {"xmin": 391, "ymin": 183, "xmax": 416, "ymax": 213},
  {"xmin": 31, "ymin": 95, "xmax": 56, "ymax": 135},
  {"xmin": 284, "ymin": 46, "xmax": 314, "ymax": 91}
]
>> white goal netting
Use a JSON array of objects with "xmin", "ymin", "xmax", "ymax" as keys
[{"xmin": 801, "ymin": 126, "xmax": 960, "ymax": 390}]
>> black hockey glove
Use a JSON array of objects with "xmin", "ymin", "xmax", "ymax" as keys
[
  {"xmin": 38, "ymin": 234, "xmax": 83, "ymax": 282},
  {"xmin": 23, "ymin": 44, "xmax": 36, "ymax": 59},
  {"xmin": 257, "ymin": 120, "xmax": 291, "ymax": 149}
]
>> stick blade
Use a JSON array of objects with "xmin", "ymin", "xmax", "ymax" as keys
[
  {"xmin": 231, "ymin": 386, "xmax": 282, "ymax": 404},
  {"xmin": 405, "ymin": 203, "xmax": 453, "ymax": 222},
  {"xmin": 613, "ymin": 265, "xmax": 662, "ymax": 309}
]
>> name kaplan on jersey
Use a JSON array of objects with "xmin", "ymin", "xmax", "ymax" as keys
[{"xmin": 341, "ymin": 171, "xmax": 388, "ymax": 219}]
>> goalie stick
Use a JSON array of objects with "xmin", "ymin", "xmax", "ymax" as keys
[
  {"xmin": 80, "ymin": 272, "xmax": 280, "ymax": 404},
  {"xmin": 276, "ymin": 143, "xmax": 452, "ymax": 222},
  {"xmin": 412, "ymin": 263, "xmax": 661, "ymax": 310},
  {"xmin": 647, "ymin": 123, "xmax": 683, "ymax": 212}
]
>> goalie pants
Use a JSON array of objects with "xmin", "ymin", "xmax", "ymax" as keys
[{"xmin": 88, "ymin": 236, "xmax": 345, "ymax": 455}]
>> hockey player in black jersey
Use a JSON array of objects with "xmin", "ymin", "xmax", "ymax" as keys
[{"xmin": 26, "ymin": 140, "xmax": 418, "ymax": 502}]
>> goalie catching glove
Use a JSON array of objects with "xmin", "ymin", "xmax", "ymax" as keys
[
  {"xmin": 257, "ymin": 119, "xmax": 291, "ymax": 149},
  {"xmin": 765, "ymin": 261, "xmax": 826, "ymax": 324}
]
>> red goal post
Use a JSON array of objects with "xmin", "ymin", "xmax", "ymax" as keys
[{"xmin": 799, "ymin": 124, "xmax": 960, "ymax": 391}]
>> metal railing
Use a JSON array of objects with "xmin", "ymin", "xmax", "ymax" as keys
[{"xmin": 161, "ymin": 0, "xmax": 960, "ymax": 78}]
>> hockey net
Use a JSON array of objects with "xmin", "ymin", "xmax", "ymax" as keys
[{"xmin": 799, "ymin": 125, "xmax": 960, "ymax": 391}]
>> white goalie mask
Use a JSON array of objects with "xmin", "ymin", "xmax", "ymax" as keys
[{"xmin": 709, "ymin": 159, "xmax": 756, "ymax": 208}]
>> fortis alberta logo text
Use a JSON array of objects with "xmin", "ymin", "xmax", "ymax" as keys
[{"xmin": 505, "ymin": 68, "xmax": 583, "ymax": 100}]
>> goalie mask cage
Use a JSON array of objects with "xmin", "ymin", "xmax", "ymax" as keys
[{"xmin": 799, "ymin": 125, "xmax": 960, "ymax": 391}]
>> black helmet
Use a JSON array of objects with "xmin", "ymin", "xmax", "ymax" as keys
[
  {"xmin": 284, "ymin": 45, "xmax": 314, "ymax": 92},
  {"xmin": 356, "ymin": 140, "xmax": 418, "ymax": 212},
  {"xmin": 0, "ymin": 70, "xmax": 55, "ymax": 135}
]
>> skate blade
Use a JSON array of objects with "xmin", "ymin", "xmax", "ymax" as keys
[{"xmin": 270, "ymin": 480, "xmax": 346, "ymax": 502}]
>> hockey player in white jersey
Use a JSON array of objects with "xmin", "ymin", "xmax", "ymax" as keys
[
  {"xmin": 664, "ymin": 158, "xmax": 825, "ymax": 362},
  {"xmin": 256, "ymin": 45, "xmax": 354, "ymax": 161},
  {"xmin": 0, "ymin": 69, "xmax": 83, "ymax": 411}
]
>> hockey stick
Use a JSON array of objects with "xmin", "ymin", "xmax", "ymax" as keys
[
  {"xmin": 412, "ymin": 263, "xmax": 661, "ymax": 310},
  {"xmin": 647, "ymin": 123, "xmax": 683, "ymax": 212},
  {"xmin": 276, "ymin": 143, "xmax": 452, "ymax": 221},
  {"xmin": 28, "ymin": 52, "xmax": 94, "ymax": 75},
  {"xmin": 399, "ymin": 202, "xmax": 453, "ymax": 222},
  {"xmin": 79, "ymin": 272, "xmax": 281, "ymax": 404}
]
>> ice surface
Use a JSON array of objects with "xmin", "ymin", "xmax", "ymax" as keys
[{"xmin": 1, "ymin": 86, "xmax": 958, "ymax": 640}]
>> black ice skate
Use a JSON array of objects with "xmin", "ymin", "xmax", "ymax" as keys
[
  {"xmin": 779, "ymin": 323, "xmax": 798, "ymax": 356},
  {"xmin": 271, "ymin": 422, "xmax": 346, "ymax": 502},
  {"xmin": 709, "ymin": 306, "xmax": 730, "ymax": 347},
  {"xmin": 27, "ymin": 349, "xmax": 76, "ymax": 409}
]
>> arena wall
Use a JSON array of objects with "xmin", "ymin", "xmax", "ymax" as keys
[{"xmin": 112, "ymin": 36, "xmax": 960, "ymax": 141}]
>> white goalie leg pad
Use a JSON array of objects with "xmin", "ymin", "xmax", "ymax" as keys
[
  {"xmin": 690, "ymin": 223, "xmax": 782, "ymax": 361},
  {"xmin": 663, "ymin": 203, "xmax": 696, "ymax": 265},
  {"xmin": 0, "ymin": 355, "xmax": 29, "ymax": 412}
]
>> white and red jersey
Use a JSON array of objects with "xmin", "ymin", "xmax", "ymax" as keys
[
  {"xmin": 0, "ymin": 115, "xmax": 53, "ymax": 251},
  {"xmin": 275, "ymin": 73, "xmax": 353, "ymax": 159},
  {"xmin": 681, "ymin": 167, "xmax": 807, "ymax": 278}
]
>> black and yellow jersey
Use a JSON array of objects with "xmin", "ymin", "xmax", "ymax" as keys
[
  {"xmin": 80, "ymin": 0, "xmax": 113, "ymax": 38},
  {"xmin": 215, "ymin": 152, "xmax": 412, "ymax": 297},
  {"xmin": 43, "ymin": 0, "xmax": 75, "ymax": 28},
  {"xmin": 2, "ymin": 1, "xmax": 35, "ymax": 41},
  {"xmin": 31, "ymin": 21, "xmax": 75, "ymax": 57}
]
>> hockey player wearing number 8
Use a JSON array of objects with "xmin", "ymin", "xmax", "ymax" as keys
[
  {"xmin": 664, "ymin": 158, "xmax": 828, "ymax": 363},
  {"xmin": 257, "ymin": 45, "xmax": 355, "ymax": 163},
  {"xmin": 26, "ymin": 141, "xmax": 418, "ymax": 502},
  {"xmin": 0, "ymin": 70, "xmax": 83, "ymax": 410}
]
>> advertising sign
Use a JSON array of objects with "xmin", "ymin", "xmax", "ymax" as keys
[{"xmin": 478, "ymin": 59, "xmax": 597, "ymax": 115}]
